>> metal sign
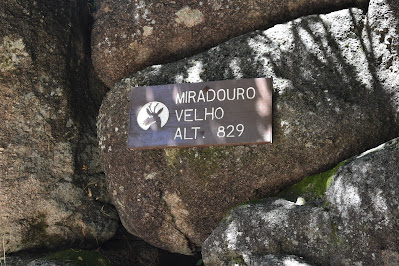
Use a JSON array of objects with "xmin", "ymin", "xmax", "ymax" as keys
[{"xmin": 127, "ymin": 78, "xmax": 272, "ymax": 149}]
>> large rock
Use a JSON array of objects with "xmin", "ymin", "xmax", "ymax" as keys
[
  {"xmin": 202, "ymin": 137, "xmax": 399, "ymax": 265},
  {"xmin": 0, "ymin": 0, "xmax": 118, "ymax": 253},
  {"xmin": 202, "ymin": 198, "xmax": 332, "ymax": 265},
  {"xmin": 98, "ymin": 7, "xmax": 399, "ymax": 254},
  {"xmin": 91, "ymin": 0, "xmax": 369, "ymax": 88}
]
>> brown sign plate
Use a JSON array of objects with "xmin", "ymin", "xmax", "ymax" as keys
[{"xmin": 127, "ymin": 78, "xmax": 272, "ymax": 149}]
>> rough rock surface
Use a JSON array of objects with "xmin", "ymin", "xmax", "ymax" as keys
[
  {"xmin": 202, "ymin": 136, "xmax": 399, "ymax": 265},
  {"xmin": 0, "ymin": 0, "xmax": 118, "ymax": 253},
  {"xmin": 98, "ymin": 6, "xmax": 399, "ymax": 255},
  {"xmin": 202, "ymin": 198, "xmax": 333, "ymax": 265},
  {"xmin": 367, "ymin": 0, "xmax": 399, "ymax": 111},
  {"xmin": 227, "ymin": 254, "xmax": 313, "ymax": 266},
  {"xmin": 27, "ymin": 260, "xmax": 75, "ymax": 266},
  {"xmin": 91, "ymin": 0, "xmax": 369, "ymax": 87}
]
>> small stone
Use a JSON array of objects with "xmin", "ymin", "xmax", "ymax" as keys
[{"xmin": 295, "ymin": 197, "xmax": 306, "ymax": 206}]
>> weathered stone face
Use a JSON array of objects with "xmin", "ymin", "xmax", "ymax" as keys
[
  {"xmin": 366, "ymin": 0, "xmax": 399, "ymax": 113},
  {"xmin": 0, "ymin": 0, "xmax": 117, "ymax": 253},
  {"xmin": 91, "ymin": 0, "xmax": 369, "ymax": 88},
  {"xmin": 98, "ymin": 6, "xmax": 399, "ymax": 255},
  {"xmin": 202, "ymin": 137, "xmax": 399, "ymax": 266}
]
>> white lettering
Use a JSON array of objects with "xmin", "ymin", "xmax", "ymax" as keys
[
  {"xmin": 207, "ymin": 89, "xmax": 216, "ymax": 102},
  {"xmin": 237, "ymin": 88, "xmax": 245, "ymax": 100},
  {"xmin": 175, "ymin": 86, "xmax": 257, "ymax": 104},
  {"xmin": 174, "ymin": 127, "xmax": 202, "ymax": 140},
  {"xmin": 227, "ymin": 88, "xmax": 236, "ymax": 100},
  {"xmin": 194, "ymin": 109, "xmax": 203, "ymax": 121},
  {"xmin": 246, "ymin": 87, "xmax": 256, "ymax": 99},
  {"xmin": 192, "ymin": 126, "xmax": 200, "ymax": 139},
  {"xmin": 177, "ymin": 108, "xmax": 225, "ymax": 121},
  {"xmin": 184, "ymin": 127, "xmax": 193, "ymax": 139},
  {"xmin": 184, "ymin": 109, "xmax": 193, "ymax": 122},
  {"xmin": 175, "ymin": 109, "xmax": 184, "ymax": 121},
  {"xmin": 197, "ymin": 90, "xmax": 205, "ymax": 102},
  {"xmin": 214, "ymin": 107, "xmax": 224, "ymax": 119},
  {"xmin": 188, "ymin": 91, "xmax": 196, "ymax": 103},
  {"xmin": 204, "ymin": 107, "xmax": 214, "ymax": 120},
  {"xmin": 217, "ymin": 89, "xmax": 226, "ymax": 101},
  {"xmin": 174, "ymin": 127, "xmax": 182, "ymax": 140},
  {"xmin": 176, "ymin": 92, "xmax": 185, "ymax": 104}
]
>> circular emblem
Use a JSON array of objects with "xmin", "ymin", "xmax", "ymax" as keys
[{"xmin": 137, "ymin": 101, "xmax": 169, "ymax": 130}]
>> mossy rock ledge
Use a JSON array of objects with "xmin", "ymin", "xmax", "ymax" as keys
[{"xmin": 202, "ymin": 137, "xmax": 399, "ymax": 266}]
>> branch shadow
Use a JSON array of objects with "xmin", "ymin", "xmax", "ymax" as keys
[
  {"xmin": 120, "ymin": 6, "xmax": 399, "ymax": 253},
  {"xmin": 130, "ymin": 7, "xmax": 398, "ymax": 155}
]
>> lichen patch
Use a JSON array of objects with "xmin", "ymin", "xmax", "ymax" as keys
[
  {"xmin": 128, "ymin": 41, "xmax": 151, "ymax": 64},
  {"xmin": 163, "ymin": 192, "xmax": 195, "ymax": 239},
  {"xmin": 0, "ymin": 36, "xmax": 30, "ymax": 73},
  {"xmin": 143, "ymin": 26, "xmax": 153, "ymax": 37},
  {"xmin": 175, "ymin": 6, "xmax": 204, "ymax": 28}
]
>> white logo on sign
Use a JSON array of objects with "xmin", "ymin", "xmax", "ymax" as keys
[{"xmin": 137, "ymin": 101, "xmax": 169, "ymax": 130}]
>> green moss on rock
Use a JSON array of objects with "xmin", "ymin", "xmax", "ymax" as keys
[
  {"xmin": 330, "ymin": 221, "xmax": 346, "ymax": 247},
  {"xmin": 277, "ymin": 161, "xmax": 347, "ymax": 202},
  {"xmin": 44, "ymin": 249, "xmax": 114, "ymax": 266},
  {"xmin": 0, "ymin": 37, "xmax": 29, "ymax": 73},
  {"xmin": 165, "ymin": 147, "xmax": 229, "ymax": 181},
  {"xmin": 232, "ymin": 255, "xmax": 246, "ymax": 265}
]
